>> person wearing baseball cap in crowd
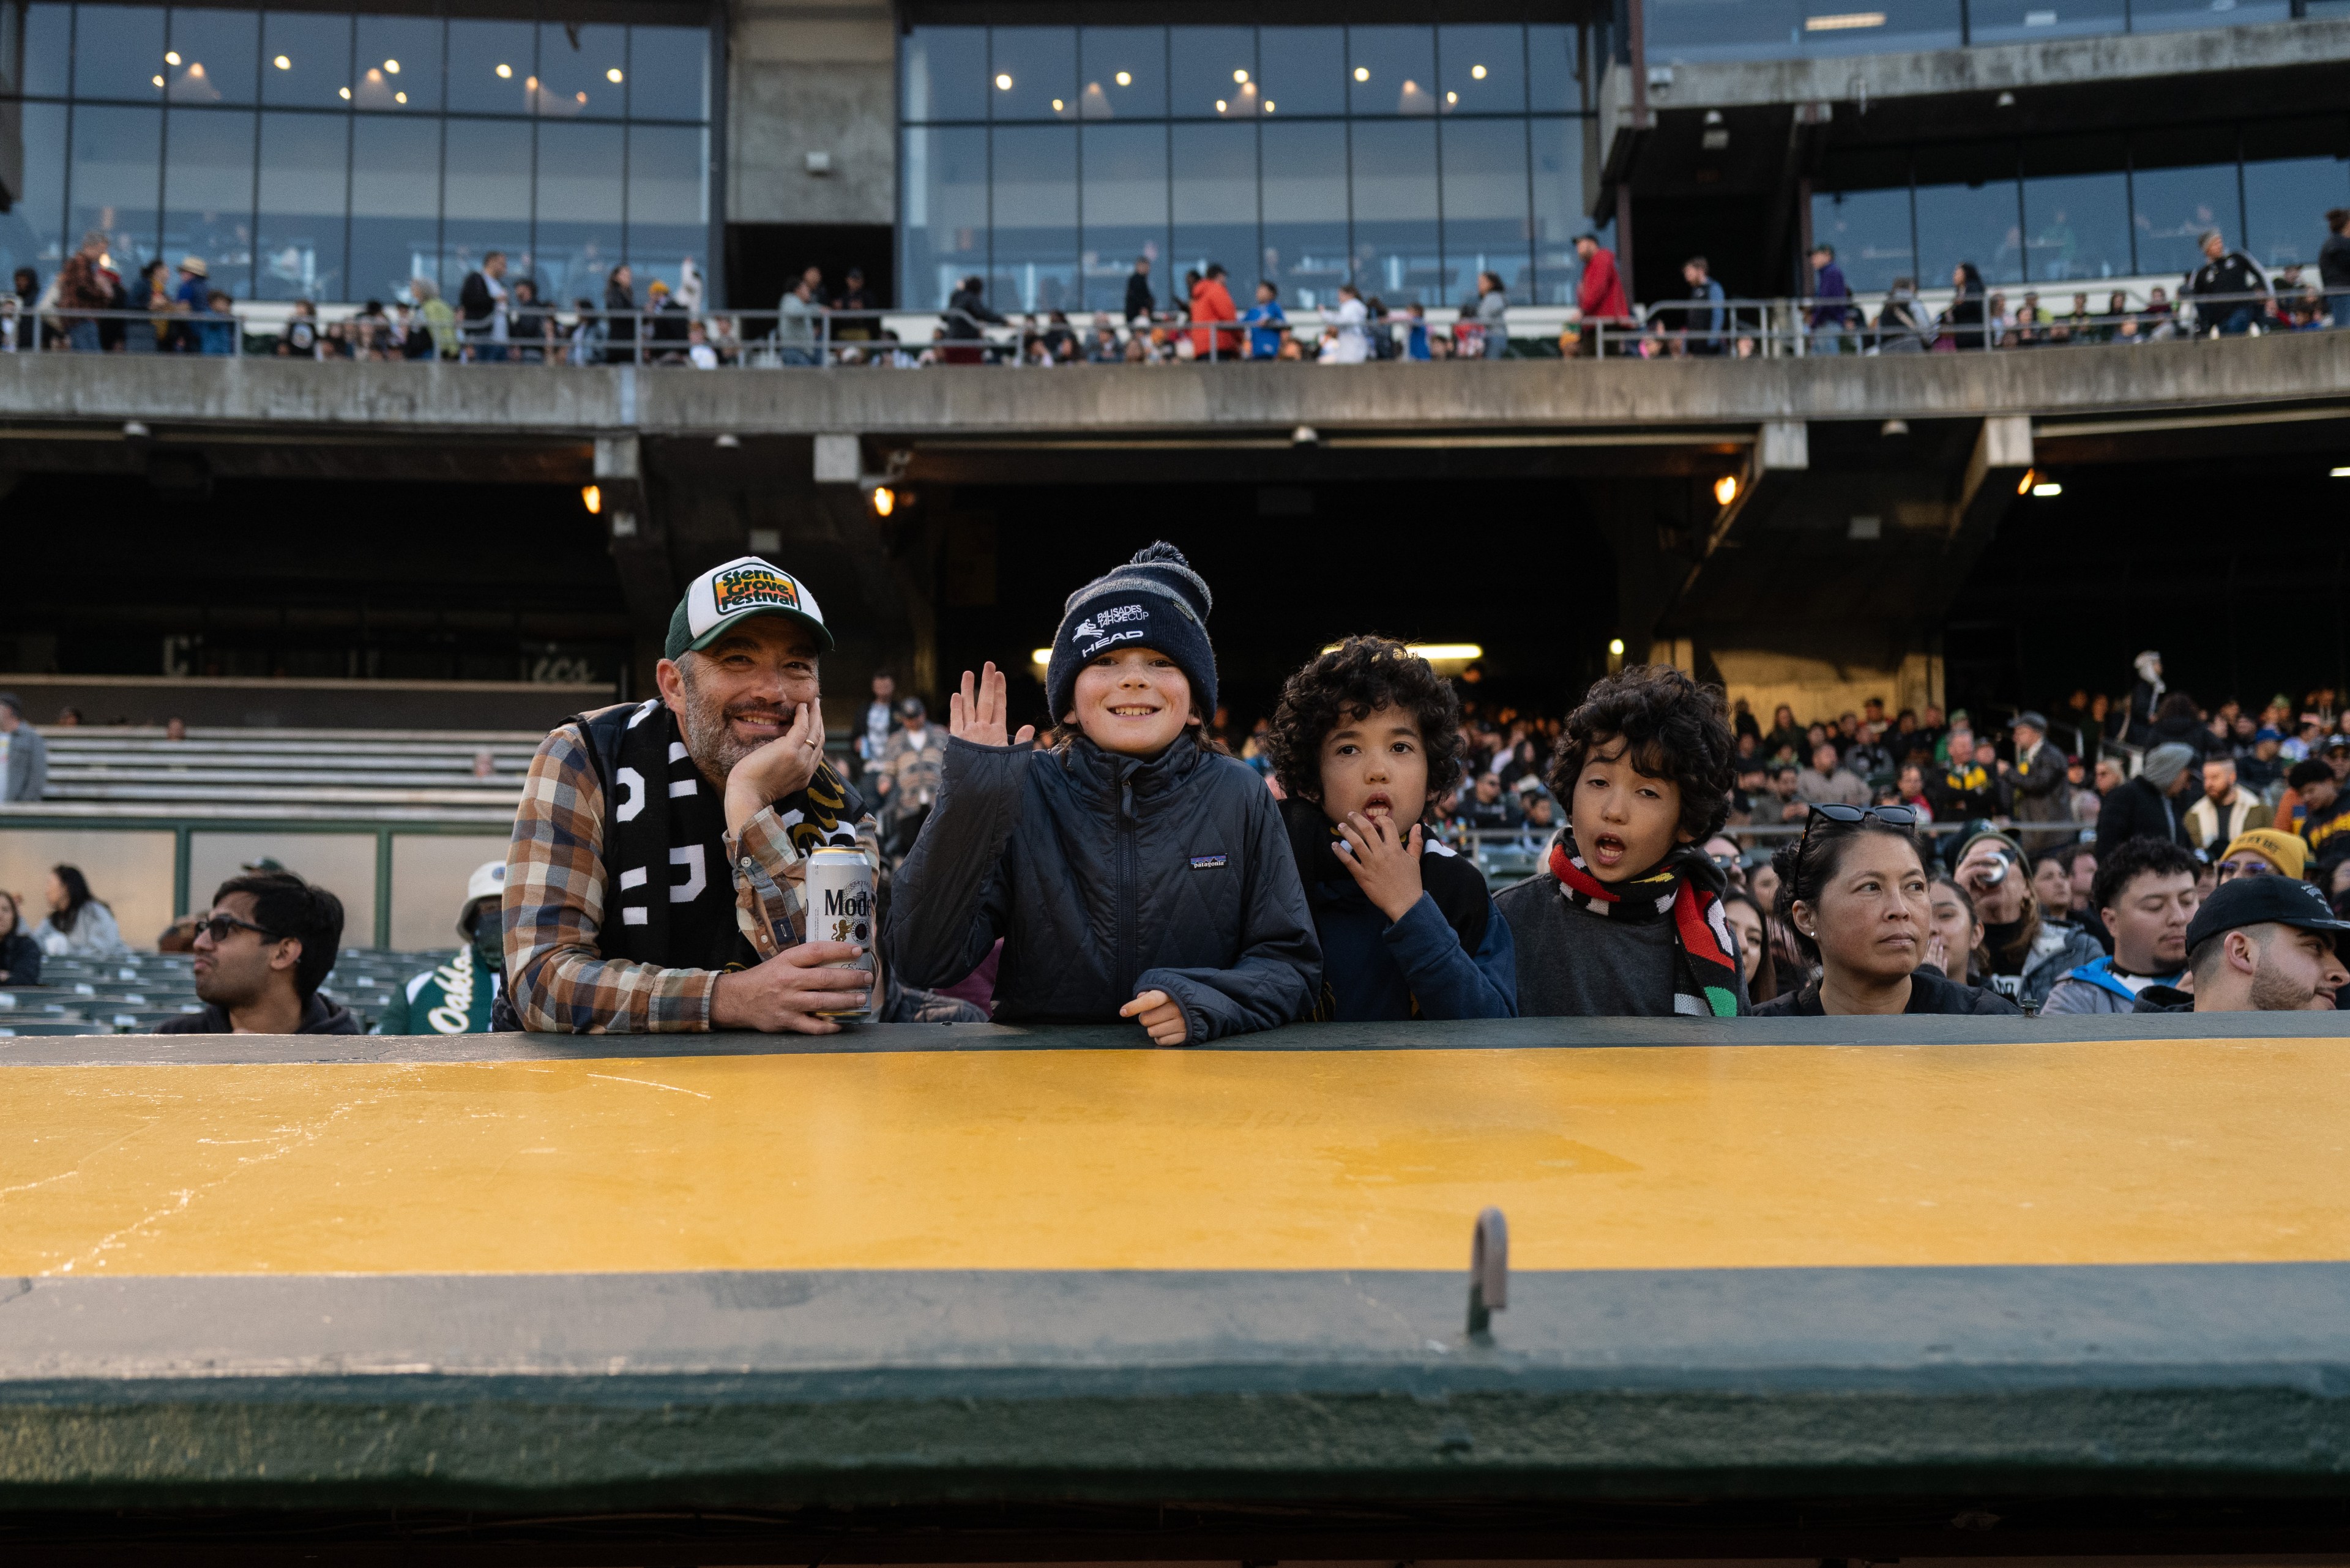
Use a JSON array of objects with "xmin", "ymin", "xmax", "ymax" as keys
[
  {"xmin": 501, "ymin": 556, "xmax": 981, "ymax": 1034},
  {"xmin": 2133, "ymin": 874, "xmax": 2350, "ymax": 1012},
  {"xmin": 376, "ymin": 861, "xmax": 509, "ymax": 1035}
]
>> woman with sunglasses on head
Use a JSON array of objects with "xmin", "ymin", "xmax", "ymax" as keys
[
  {"xmin": 0, "ymin": 889, "xmax": 41, "ymax": 986},
  {"xmin": 1755, "ymin": 805, "xmax": 2021, "ymax": 1016},
  {"xmin": 1946, "ymin": 829, "xmax": 2103, "ymax": 1011}
]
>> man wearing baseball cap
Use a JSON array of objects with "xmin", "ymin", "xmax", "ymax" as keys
[
  {"xmin": 500, "ymin": 556, "xmax": 882, "ymax": 1034},
  {"xmin": 2133, "ymin": 874, "xmax": 2350, "ymax": 1013},
  {"xmin": 378, "ymin": 861, "xmax": 509, "ymax": 1035}
]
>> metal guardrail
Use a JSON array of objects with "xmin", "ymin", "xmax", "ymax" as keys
[{"xmin": 18, "ymin": 288, "xmax": 2335, "ymax": 367}]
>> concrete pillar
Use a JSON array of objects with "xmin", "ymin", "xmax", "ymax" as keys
[{"xmin": 728, "ymin": 1, "xmax": 896, "ymax": 228}]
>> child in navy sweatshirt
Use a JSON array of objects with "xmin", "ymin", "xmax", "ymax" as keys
[{"xmin": 1267, "ymin": 637, "xmax": 1515, "ymax": 1021}]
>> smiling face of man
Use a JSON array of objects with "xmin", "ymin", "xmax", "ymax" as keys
[{"xmin": 660, "ymin": 616, "xmax": 824, "ymax": 786}]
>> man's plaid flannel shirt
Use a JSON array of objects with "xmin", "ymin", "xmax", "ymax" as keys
[{"xmin": 502, "ymin": 721, "xmax": 881, "ymax": 1032}]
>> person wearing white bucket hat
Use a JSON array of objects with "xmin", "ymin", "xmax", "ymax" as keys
[{"xmin": 376, "ymin": 861, "xmax": 510, "ymax": 1035}]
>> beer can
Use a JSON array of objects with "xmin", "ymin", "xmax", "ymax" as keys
[{"xmin": 806, "ymin": 846, "xmax": 876, "ymax": 1021}]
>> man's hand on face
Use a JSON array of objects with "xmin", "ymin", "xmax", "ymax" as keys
[
  {"xmin": 722, "ymin": 701, "xmax": 826, "ymax": 833},
  {"xmin": 710, "ymin": 941, "xmax": 870, "ymax": 1033}
]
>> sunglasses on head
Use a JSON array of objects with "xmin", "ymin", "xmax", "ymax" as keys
[
  {"xmin": 196, "ymin": 913, "xmax": 282, "ymax": 944},
  {"xmin": 1793, "ymin": 802, "xmax": 1919, "ymax": 879}
]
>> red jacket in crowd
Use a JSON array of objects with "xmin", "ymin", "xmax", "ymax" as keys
[
  {"xmin": 1189, "ymin": 275, "xmax": 1241, "ymax": 357},
  {"xmin": 1576, "ymin": 246, "xmax": 1629, "ymax": 323}
]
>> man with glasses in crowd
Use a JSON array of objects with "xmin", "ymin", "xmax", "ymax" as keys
[{"xmin": 156, "ymin": 869, "xmax": 359, "ymax": 1036}]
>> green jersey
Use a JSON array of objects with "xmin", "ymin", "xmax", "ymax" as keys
[{"xmin": 378, "ymin": 947, "xmax": 503, "ymax": 1034}]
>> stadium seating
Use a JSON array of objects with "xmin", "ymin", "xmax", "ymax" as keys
[
  {"xmin": 39, "ymin": 726, "xmax": 538, "ymax": 813},
  {"xmin": 0, "ymin": 947, "xmax": 460, "ymax": 1036}
]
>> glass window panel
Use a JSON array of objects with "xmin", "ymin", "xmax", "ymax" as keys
[
  {"xmin": 1262, "ymin": 118, "xmax": 1346, "ymax": 308},
  {"xmin": 355, "ymin": 14, "xmax": 439, "ymax": 113},
  {"xmin": 2130, "ymin": 0, "xmax": 2289, "ymax": 32},
  {"xmin": 262, "ymin": 12, "xmax": 349, "ymax": 109},
  {"xmin": 18, "ymin": 3, "xmax": 70, "ymax": 96},
  {"xmin": 1080, "ymin": 121, "xmax": 1165, "ymax": 313},
  {"xmin": 1646, "ymin": 0, "xmax": 1795, "ymax": 63},
  {"xmin": 1169, "ymin": 26, "xmax": 1253, "ymax": 121},
  {"xmin": 990, "ymin": 26, "xmax": 1075, "ymax": 122},
  {"xmin": 256, "ymin": 108, "xmax": 346, "ymax": 301},
  {"xmin": 1530, "ymin": 116, "xmax": 1596, "ymax": 304},
  {"xmin": 446, "ymin": 18, "xmax": 531, "ymax": 116},
  {"xmin": 0, "ymin": 100, "xmax": 67, "ymax": 287},
  {"xmin": 1078, "ymin": 26, "xmax": 1163, "ymax": 120},
  {"xmin": 1526, "ymin": 23, "xmax": 1576, "ymax": 111},
  {"xmin": 1350, "ymin": 118, "xmax": 1437, "ymax": 304},
  {"xmin": 1258, "ymin": 25, "xmax": 1343, "ymax": 118},
  {"xmin": 627, "ymin": 26, "xmax": 709, "ymax": 122},
  {"xmin": 1440, "ymin": 116, "xmax": 1529, "ymax": 302},
  {"xmin": 347, "ymin": 112, "xmax": 436, "ymax": 301},
  {"xmin": 536, "ymin": 21, "xmax": 625, "ymax": 120},
  {"xmin": 1168, "ymin": 121, "xmax": 1253, "ymax": 294},
  {"xmin": 78, "ymin": 4, "xmax": 165, "ymax": 100},
  {"xmin": 162, "ymin": 106, "xmax": 253, "ymax": 296},
  {"xmin": 2022, "ymin": 170, "xmax": 2128, "ymax": 282},
  {"xmin": 1915, "ymin": 179, "xmax": 2023, "ymax": 286},
  {"xmin": 1348, "ymin": 26, "xmax": 1435, "ymax": 118},
  {"xmin": 901, "ymin": 25, "xmax": 985, "ymax": 122},
  {"xmin": 1439, "ymin": 24, "xmax": 1524, "ymax": 115},
  {"xmin": 2242, "ymin": 156, "xmax": 2347, "ymax": 271},
  {"xmin": 898, "ymin": 123, "xmax": 986, "ymax": 309},
  {"xmin": 439, "ymin": 115, "xmax": 527, "ymax": 293},
  {"xmin": 1810, "ymin": 186, "xmax": 1912, "ymax": 293},
  {"xmin": 68, "ymin": 104, "xmax": 162, "ymax": 272},
  {"xmin": 988, "ymin": 122, "xmax": 1075, "ymax": 313},
  {"xmin": 535, "ymin": 120, "xmax": 622, "ymax": 306},
  {"xmin": 1798, "ymin": 0, "xmax": 1961, "ymax": 54},
  {"xmin": 624, "ymin": 122, "xmax": 707, "ymax": 294},
  {"xmin": 2131, "ymin": 162, "xmax": 2239, "ymax": 277},
  {"xmin": 1966, "ymin": 0, "xmax": 2125, "ymax": 46},
  {"xmin": 166, "ymin": 10, "xmax": 258, "ymax": 106},
  {"xmin": 1646, "ymin": 0, "xmax": 1960, "ymax": 63}
]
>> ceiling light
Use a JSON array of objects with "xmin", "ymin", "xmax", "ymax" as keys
[
  {"xmin": 1804, "ymin": 10, "xmax": 1887, "ymax": 28},
  {"xmin": 338, "ymin": 84, "xmax": 350, "ymax": 97},
  {"xmin": 581, "ymin": 484, "xmax": 602, "ymax": 515},
  {"xmin": 366, "ymin": 69, "xmax": 381, "ymax": 81},
  {"xmin": 1114, "ymin": 70, "xmax": 1130, "ymax": 85},
  {"xmin": 1215, "ymin": 97, "xmax": 1227, "ymax": 111},
  {"xmin": 383, "ymin": 58, "xmax": 398, "ymax": 73},
  {"xmin": 871, "ymin": 485, "xmax": 897, "ymax": 518},
  {"xmin": 165, "ymin": 50, "xmax": 181, "ymax": 64},
  {"xmin": 1318, "ymin": 642, "xmax": 1484, "ymax": 662},
  {"xmin": 395, "ymin": 90, "xmax": 406, "ymax": 102},
  {"xmin": 1446, "ymin": 90, "xmax": 1458, "ymax": 103},
  {"xmin": 607, "ymin": 67, "xmax": 623, "ymax": 82},
  {"xmin": 495, "ymin": 62, "xmax": 512, "ymax": 78},
  {"xmin": 1263, "ymin": 99, "xmax": 1275, "ymax": 111},
  {"xmin": 525, "ymin": 75, "xmax": 537, "ymax": 88},
  {"xmin": 1471, "ymin": 63, "xmax": 1488, "ymax": 78},
  {"xmin": 273, "ymin": 54, "xmax": 290, "ymax": 68},
  {"xmin": 994, "ymin": 72, "xmax": 1013, "ymax": 89},
  {"xmin": 1031, "ymin": 648, "xmax": 1053, "ymax": 667},
  {"xmin": 2331, "ymin": 466, "xmax": 2350, "ymax": 477},
  {"xmin": 152, "ymin": 74, "xmax": 165, "ymax": 86},
  {"xmin": 1051, "ymin": 97, "xmax": 1064, "ymax": 110},
  {"xmin": 1234, "ymin": 68, "xmax": 1248, "ymax": 82},
  {"xmin": 2016, "ymin": 467, "xmax": 2037, "ymax": 495},
  {"xmin": 1714, "ymin": 474, "xmax": 1739, "ymax": 506},
  {"xmin": 1608, "ymin": 638, "xmax": 1626, "ymax": 657},
  {"xmin": 574, "ymin": 89, "xmax": 586, "ymax": 102},
  {"xmin": 1353, "ymin": 65, "xmax": 1369, "ymax": 81},
  {"xmin": 2032, "ymin": 481, "xmax": 2063, "ymax": 498}
]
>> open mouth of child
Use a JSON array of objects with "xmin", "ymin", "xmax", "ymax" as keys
[{"xmin": 1587, "ymin": 832, "xmax": 1628, "ymax": 868}]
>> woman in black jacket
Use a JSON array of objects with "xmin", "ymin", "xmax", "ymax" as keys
[
  {"xmin": 602, "ymin": 264, "xmax": 636, "ymax": 361},
  {"xmin": 1941, "ymin": 261, "xmax": 1986, "ymax": 351},
  {"xmin": 1755, "ymin": 805, "xmax": 2021, "ymax": 1017},
  {"xmin": 0, "ymin": 889, "xmax": 40, "ymax": 987}
]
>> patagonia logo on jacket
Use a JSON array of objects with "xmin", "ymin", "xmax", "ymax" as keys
[{"xmin": 1189, "ymin": 854, "xmax": 1228, "ymax": 869}]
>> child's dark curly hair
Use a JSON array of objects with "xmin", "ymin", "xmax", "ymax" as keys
[
  {"xmin": 1268, "ymin": 636, "xmax": 1464, "ymax": 814},
  {"xmin": 1546, "ymin": 663, "xmax": 1736, "ymax": 845}
]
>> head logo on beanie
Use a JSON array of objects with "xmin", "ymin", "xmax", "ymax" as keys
[{"xmin": 1046, "ymin": 542, "xmax": 1219, "ymax": 725}]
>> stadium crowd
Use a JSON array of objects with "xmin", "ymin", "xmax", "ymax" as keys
[
  {"xmin": 7, "ymin": 547, "xmax": 2348, "ymax": 1034},
  {"xmin": 16, "ymin": 207, "xmax": 2348, "ymax": 365}
]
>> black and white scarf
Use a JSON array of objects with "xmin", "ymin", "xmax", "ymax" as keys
[{"xmin": 591, "ymin": 699, "xmax": 863, "ymax": 971}]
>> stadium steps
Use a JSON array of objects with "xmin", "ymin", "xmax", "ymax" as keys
[{"xmin": 17, "ymin": 726, "xmax": 543, "ymax": 822}]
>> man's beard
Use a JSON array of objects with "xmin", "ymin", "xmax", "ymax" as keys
[
  {"xmin": 677, "ymin": 665, "xmax": 799, "ymax": 786},
  {"xmin": 2247, "ymin": 953, "xmax": 2327, "ymax": 1012}
]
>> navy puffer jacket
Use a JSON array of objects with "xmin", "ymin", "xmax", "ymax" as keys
[{"xmin": 884, "ymin": 734, "xmax": 1320, "ymax": 1041}]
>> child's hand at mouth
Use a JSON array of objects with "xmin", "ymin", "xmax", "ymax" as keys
[{"xmin": 1335, "ymin": 810, "xmax": 1427, "ymax": 925}]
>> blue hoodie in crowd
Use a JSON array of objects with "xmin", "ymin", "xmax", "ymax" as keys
[{"xmin": 1280, "ymin": 797, "xmax": 1516, "ymax": 1022}]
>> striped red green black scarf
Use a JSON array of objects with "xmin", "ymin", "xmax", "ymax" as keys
[{"xmin": 1547, "ymin": 830, "xmax": 1745, "ymax": 1017}]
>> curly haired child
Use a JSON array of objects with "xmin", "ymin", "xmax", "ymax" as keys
[
  {"xmin": 1493, "ymin": 664, "xmax": 1750, "ymax": 1017},
  {"xmin": 1267, "ymin": 637, "xmax": 1514, "ymax": 1021}
]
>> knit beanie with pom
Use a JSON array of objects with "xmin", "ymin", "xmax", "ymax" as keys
[{"xmin": 1044, "ymin": 542, "xmax": 1217, "ymax": 725}]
